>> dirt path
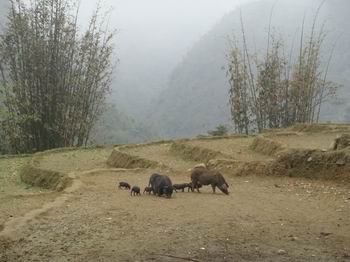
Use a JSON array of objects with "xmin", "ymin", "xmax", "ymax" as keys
[
  {"xmin": 0, "ymin": 148, "xmax": 112, "ymax": 228},
  {"xmin": 1, "ymin": 167, "xmax": 349, "ymax": 262},
  {"xmin": 0, "ymin": 157, "xmax": 60, "ymax": 227}
]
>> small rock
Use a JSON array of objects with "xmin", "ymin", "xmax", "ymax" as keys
[
  {"xmin": 320, "ymin": 232, "xmax": 332, "ymax": 237},
  {"xmin": 290, "ymin": 236, "xmax": 299, "ymax": 241},
  {"xmin": 307, "ymin": 157, "xmax": 313, "ymax": 162},
  {"xmin": 336, "ymin": 160, "xmax": 346, "ymax": 166},
  {"xmin": 277, "ymin": 249, "xmax": 287, "ymax": 255}
]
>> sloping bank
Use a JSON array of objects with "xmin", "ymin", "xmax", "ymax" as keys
[
  {"xmin": 169, "ymin": 141, "xmax": 266, "ymax": 176},
  {"xmin": 20, "ymin": 165, "xmax": 71, "ymax": 191},
  {"xmin": 107, "ymin": 147, "xmax": 158, "ymax": 169},
  {"xmin": 170, "ymin": 141, "xmax": 230, "ymax": 163},
  {"xmin": 267, "ymin": 147, "xmax": 350, "ymax": 182},
  {"xmin": 18, "ymin": 147, "xmax": 101, "ymax": 191},
  {"xmin": 251, "ymin": 135, "xmax": 350, "ymax": 182}
]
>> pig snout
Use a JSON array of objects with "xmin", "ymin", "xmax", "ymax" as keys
[{"xmin": 219, "ymin": 184, "xmax": 229, "ymax": 195}]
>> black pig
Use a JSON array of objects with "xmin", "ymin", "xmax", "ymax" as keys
[
  {"xmin": 173, "ymin": 183, "xmax": 192, "ymax": 192},
  {"xmin": 143, "ymin": 186, "xmax": 153, "ymax": 194},
  {"xmin": 131, "ymin": 186, "xmax": 141, "ymax": 196},
  {"xmin": 148, "ymin": 173, "xmax": 162, "ymax": 194},
  {"xmin": 191, "ymin": 167, "xmax": 229, "ymax": 195},
  {"xmin": 118, "ymin": 182, "xmax": 131, "ymax": 190},
  {"xmin": 149, "ymin": 173, "xmax": 173, "ymax": 198}
]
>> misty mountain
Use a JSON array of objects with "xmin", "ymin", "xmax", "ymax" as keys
[
  {"xmin": 148, "ymin": 0, "xmax": 350, "ymax": 139},
  {"xmin": 104, "ymin": 0, "xmax": 251, "ymax": 125},
  {"xmin": 91, "ymin": 104, "xmax": 157, "ymax": 145}
]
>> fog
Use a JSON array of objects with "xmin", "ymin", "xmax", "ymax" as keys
[
  {"xmin": 78, "ymin": 0, "xmax": 256, "ymax": 118},
  {"xmin": 1, "ymin": 0, "xmax": 349, "ymax": 143},
  {"xmin": 77, "ymin": 0, "xmax": 350, "ymax": 141},
  {"xmin": 81, "ymin": 0, "xmax": 255, "ymax": 68}
]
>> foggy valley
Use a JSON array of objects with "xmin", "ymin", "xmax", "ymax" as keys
[
  {"xmin": 91, "ymin": 0, "xmax": 350, "ymax": 142},
  {"xmin": 2, "ymin": 0, "xmax": 348, "ymax": 144},
  {"xmin": 92, "ymin": 0, "xmax": 349, "ymax": 143}
]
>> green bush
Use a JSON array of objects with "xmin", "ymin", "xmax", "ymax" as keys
[{"xmin": 207, "ymin": 125, "xmax": 229, "ymax": 136}]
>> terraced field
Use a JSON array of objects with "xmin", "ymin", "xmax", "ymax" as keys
[
  {"xmin": 1, "ymin": 126, "xmax": 350, "ymax": 262},
  {"xmin": 187, "ymin": 137, "xmax": 272, "ymax": 162}
]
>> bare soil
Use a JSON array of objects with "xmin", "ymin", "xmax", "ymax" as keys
[{"xmin": 1, "ymin": 130, "xmax": 350, "ymax": 262}]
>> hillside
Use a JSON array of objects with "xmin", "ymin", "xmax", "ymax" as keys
[
  {"xmin": 148, "ymin": 0, "xmax": 350, "ymax": 139},
  {"xmin": 1, "ymin": 124, "xmax": 350, "ymax": 261},
  {"xmin": 91, "ymin": 104, "xmax": 157, "ymax": 145}
]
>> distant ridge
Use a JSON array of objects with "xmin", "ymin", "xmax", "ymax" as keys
[{"xmin": 148, "ymin": 0, "xmax": 350, "ymax": 139}]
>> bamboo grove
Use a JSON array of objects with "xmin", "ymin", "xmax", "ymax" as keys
[
  {"xmin": 0, "ymin": 0, "xmax": 114, "ymax": 153},
  {"xmin": 227, "ymin": 2, "xmax": 338, "ymax": 134}
]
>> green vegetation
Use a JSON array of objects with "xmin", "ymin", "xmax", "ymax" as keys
[
  {"xmin": 0, "ymin": 0, "xmax": 114, "ymax": 154},
  {"xmin": 227, "ymin": 2, "xmax": 338, "ymax": 133},
  {"xmin": 207, "ymin": 125, "xmax": 229, "ymax": 136},
  {"xmin": 0, "ymin": 157, "xmax": 30, "ymax": 193},
  {"xmin": 91, "ymin": 104, "xmax": 157, "ymax": 145}
]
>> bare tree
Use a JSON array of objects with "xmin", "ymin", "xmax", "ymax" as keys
[
  {"xmin": 227, "ymin": 4, "xmax": 337, "ymax": 134},
  {"xmin": 227, "ymin": 38, "xmax": 250, "ymax": 134}
]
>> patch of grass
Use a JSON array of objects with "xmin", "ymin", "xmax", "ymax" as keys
[
  {"xmin": 20, "ymin": 165, "xmax": 71, "ymax": 191},
  {"xmin": 0, "ymin": 157, "xmax": 30, "ymax": 192},
  {"xmin": 170, "ymin": 142, "xmax": 229, "ymax": 163},
  {"xmin": 250, "ymin": 136, "xmax": 286, "ymax": 156},
  {"xmin": 36, "ymin": 148, "xmax": 112, "ymax": 173},
  {"xmin": 107, "ymin": 149, "xmax": 158, "ymax": 168}
]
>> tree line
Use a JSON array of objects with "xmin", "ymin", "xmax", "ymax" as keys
[
  {"xmin": 227, "ymin": 1, "xmax": 338, "ymax": 134},
  {"xmin": 0, "ymin": 0, "xmax": 114, "ymax": 153}
]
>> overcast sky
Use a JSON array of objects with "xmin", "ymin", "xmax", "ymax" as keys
[
  {"xmin": 81, "ymin": 0, "xmax": 256, "ymax": 50},
  {"xmin": 77, "ymin": 0, "xmax": 257, "ymax": 115},
  {"xmin": 80, "ymin": 0, "xmax": 256, "ymax": 76}
]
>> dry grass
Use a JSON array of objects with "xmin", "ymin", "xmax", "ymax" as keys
[
  {"xmin": 20, "ymin": 165, "xmax": 71, "ymax": 191},
  {"xmin": 250, "ymin": 136, "xmax": 286, "ymax": 156},
  {"xmin": 107, "ymin": 148, "xmax": 158, "ymax": 169},
  {"xmin": 170, "ymin": 142, "xmax": 228, "ymax": 163}
]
